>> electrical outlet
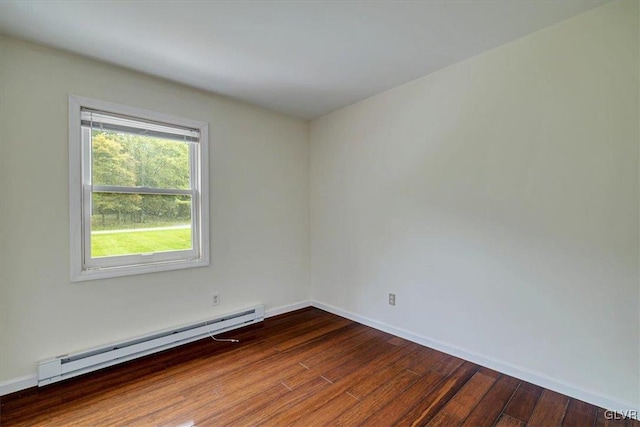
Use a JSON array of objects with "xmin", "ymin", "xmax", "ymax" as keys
[
  {"xmin": 388, "ymin": 293, "xmax": 396, "ymax": 306},
  {"xmin": 212, "ymin": 293, "xmax": 220, "ymax": 306}
]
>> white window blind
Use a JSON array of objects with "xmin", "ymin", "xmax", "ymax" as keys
[{"xmin": 81, "ymin": 108, "xmax": 200, "ymax": 143}]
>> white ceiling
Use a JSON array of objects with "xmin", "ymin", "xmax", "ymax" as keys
[{"xmin": 0, "ymin": 0, "xmax": 608, "ymax": 119}]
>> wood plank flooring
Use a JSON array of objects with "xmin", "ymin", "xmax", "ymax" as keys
[{"xmin": 1, "ymin": 307, "xmax": 637, "ymax": 426}]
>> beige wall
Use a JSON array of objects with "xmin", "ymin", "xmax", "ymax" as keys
[
  {"xmin": 0, "ymin": 37, "xmax": 310, "ymax": 382},
  {"xmin": 310, "ymin": 0, "xmax": 639, "ymax": 409}
]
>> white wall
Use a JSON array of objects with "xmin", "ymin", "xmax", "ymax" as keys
[
  {"xmin": 310, "ymin": 0, "xmax": 639, "ymax": 410},
  {"xmin": 1, "ymin": 0, "xmax": 638, "ymax": 411},
  {"xmin": 0, "ymin": 37, "xmax": 310, "ymax": 384}
]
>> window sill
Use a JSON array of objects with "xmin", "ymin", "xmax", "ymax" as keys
[{"xmin": 70, "ymin": 257, "xmax": 209, "ymax": 282}]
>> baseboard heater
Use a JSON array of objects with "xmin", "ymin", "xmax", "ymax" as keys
[{"xmin": 37, "ymin": 305, "xmax": 265, "ymax": 386}]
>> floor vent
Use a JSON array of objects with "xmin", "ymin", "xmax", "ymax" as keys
[{"xmin": 38, "ymin": 305, "xmax": 265, "ymax": 386}]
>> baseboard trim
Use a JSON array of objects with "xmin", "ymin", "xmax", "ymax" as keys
[
  {"xmin": 265, "ymin": 300, "xmax": 312, "ymax": 318},
  {"xmin": 0, "ymin": 375, "xmax": 38, "ymax": 396},
  {"xmin": 0, "ymin": 300, "xmax": 313, "ymax": 396},
  {"xmin": 3, "ymin": 299, "xmax": 637, "ymax": 415},
  {"xmin": 312, "ymin": 300, "xmax": 639, "ymax": 415}
]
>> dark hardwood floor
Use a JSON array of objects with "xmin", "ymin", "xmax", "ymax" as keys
[{"xmin": 1, "ymin": 307, "xmax": 637, "ymax": 426}]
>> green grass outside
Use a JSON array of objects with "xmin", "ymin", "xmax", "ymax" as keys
[{"xmin": 92, "ymin": 228, "xmax": 192, "ymax": 257}]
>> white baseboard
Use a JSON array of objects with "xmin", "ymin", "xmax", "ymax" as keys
[
  {"xmin": 3, "ymin": 298, "xmax": 637, "ymax": 417},
  {"xmin": 265, "ymin": 300, "xmax": 312, "ymax": 318},
  {"xmin": 0, "ymin": 301, "xmax": 312, "ymax": 396},
  {"xmin": 0, "ymin": 375, "xmax": 37, "ymax": 396},
  {"xmin": 312, "ymin": 300, "xmax": 639, "ymax": 416}
]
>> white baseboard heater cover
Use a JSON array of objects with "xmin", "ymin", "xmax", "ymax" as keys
[{"xmin": 38, "ymin": 305, "xmax": 265, "ymax": 386}]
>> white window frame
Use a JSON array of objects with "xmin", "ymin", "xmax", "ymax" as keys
[{"xmin": 69, "ymin": 95, "xmax": 210, "ymax": 281}]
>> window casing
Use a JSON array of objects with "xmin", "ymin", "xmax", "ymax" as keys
[{"xmin": 69, "ymin": 96, "xmax": 209, "ymax": 281}]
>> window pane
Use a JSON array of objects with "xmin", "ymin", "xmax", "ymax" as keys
[
  {"xmin": 91, "ymin": 193, "xmax": 192, "ymax": 257},
  {"xmin": 91, "ymin": 130, "xmax": 190, "ymax": 189}
]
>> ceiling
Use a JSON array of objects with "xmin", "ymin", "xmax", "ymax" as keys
[{"xmin": 0, "ymin": 0, "xmax": 608, "ymax": 119}]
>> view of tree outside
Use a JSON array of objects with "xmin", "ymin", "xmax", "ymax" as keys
[{"xmin": 90, "ymin": 131, "xmax": 193, "ymax": 257}]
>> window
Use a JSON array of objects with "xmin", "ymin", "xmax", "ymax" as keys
[{"xmin": 69, "ymin": 96, "xmax": 209, "ymax": 281}]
